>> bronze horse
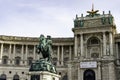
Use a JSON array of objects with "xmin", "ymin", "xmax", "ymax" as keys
[{"xmin": 36, "ymin": 35, "xmax": 52, "ymax": 61}]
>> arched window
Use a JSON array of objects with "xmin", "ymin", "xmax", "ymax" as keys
[
  {"xmin": 27, "ymin": 57, "xmax": 33, "ymax": 65},
  {"xmin": 88, "ymin": 37, "xmax": 100, "ymax": 46},
  {"xmin": 15, "ymin": 57, "xmax": 21, "ymax": 65},
  {"xmin": 0, "ymin": 74, "xmax": 6, "ymax": 80},
  {"xmin": 13, "ymin": 74, "xmax": 19, "ymax": 80},
  {"xmin": 2, "ymin": 56, "xmax": 8, "ymax": 64},
  {"xmin": 87, "ymin": 37, "xmax": 101, "ymax": 58}
]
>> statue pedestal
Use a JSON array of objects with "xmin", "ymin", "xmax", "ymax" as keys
[
  {"xmin": 28, "ymin": 59, "xmax": 60, "ymax": 80},
  {"xmin": 28, "ymin": 71, "xmax": 61, "ymax": 80}
]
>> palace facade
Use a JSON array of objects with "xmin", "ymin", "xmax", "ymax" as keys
[{"xmin": 0, "ymin": 8, "xmax": 120, "ymax": 80}]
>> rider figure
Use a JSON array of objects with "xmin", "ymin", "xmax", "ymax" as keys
[{"xmin": 36, "ymin": 34, "xmax": 52, "ymax": 62}]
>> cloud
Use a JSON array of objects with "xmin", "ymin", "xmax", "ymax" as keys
[{"xmin": 0, "ymin": 0, "xmax": 120, "ymax": 37}]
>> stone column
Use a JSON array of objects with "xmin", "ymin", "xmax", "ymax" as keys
[
  {"xmin": 21, "ymin": 45, "xmax": 24, "ymax": 60},
  {"xmin": 103, "ymin": 32, "xmax": 106, "ymax": 56},
  {"xmin": 25, "ymin": 45, "xmax": 28, "ymax": 65},
  {"xmin": 80, "ymin": 34, "xmax": 83, "ymax": 57},
  {"xmin": 74, "ymin": 35, "xmax": 78, "ymax": 58},
  {"xmin": 69, "ymin": 45, "xmax": 72, "ymax": 60},
  {"xmin": 33, "ymin": 45, "xmax": 36, "ymax": 60},
  {"xmin": 57, "ymin": 46, "xmax": 60, "ymax": 66},
  {"xmin": 13, "ymin": 44, "xmax": 16, "ymax": 64},
  {"xmin": 61, "ymin": 45, "xmax": 64, "ymax": 66},
  {"xmin": 9, "ymin": 44, "xmax": 12, "ymax": 58},
  {"xmin": 0, "ymin": 43, "xmax": 3, "ymax": 63},
  {"xmin": 21, "ymin": 45, "xmax": 24, "ymax": 65},
  {"xmin": 8, "ymin": 44, "xmax": 12, "ymax": 64},
  {"xmin": 109, "ymin": 32, "xmax": 113, "ymax": 55}
]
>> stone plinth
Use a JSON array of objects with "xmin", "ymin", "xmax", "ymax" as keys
[{"xmin": 28, "ymin": 71, "xmax": 61, "ymax": 80}]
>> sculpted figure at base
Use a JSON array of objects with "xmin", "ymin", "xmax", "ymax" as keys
[{"xmin": 36, "ymin": 34, "xmax": 52, "ymax": 62}]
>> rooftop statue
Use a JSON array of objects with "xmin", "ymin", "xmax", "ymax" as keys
[{"xmin": 87, "ymin": 4, "xmax": 99, "ymax": 17}]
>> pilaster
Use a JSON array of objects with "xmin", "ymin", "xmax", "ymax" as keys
[
  {"xmin": 74, "ymin": 35, "xmax": 78, "ymax": 58},
  {"xmin": 13, "ymin": 44, "xmax": 16, "ymax": 64},
  {"xmin": 109, "ymin": 32, "xmax": 113, "ymax": 55},
  {"xmin": 0, "ymin": 43, "xmax": 3, "ymax": 63},
  {"xmin": 33, "ymin": 45, "xmax": 36, "ymax": 60},
  {"xmin": 68, "ymin": 63, "xmax": 72, "ymax": 80},
  {"xmin": 80, "ymin": 34, "xmax": 83, "ymax": 57},
  {"xmin": 78, "ymin": 67, "xmax": 80, "ymax": 80},
  {"xmin": 57, "ymin": 46, "xmax": 60, "ymax": 66},
  {"xmin": 108, "ymin": 62, "xmax": 116, "ymax": 80},
  {"xmin": 115, "ymin": 43, "xmax": 119, "ymax": 64},
  {"xmin": 98, "ymin": 62, "xmax": 101, "ymax": 80},
  {"xmin": 25, "ymin": 45, "xmax": 28, "ymax": 65},
  {"xmin": 8, "ymin": 44, "xmax": 12, "ymax": 64},
  {"xmin": 21, "ymin": 45, "xmax": 24, "ymax": 65},
  {"xmin": 103, "ymin": 32, "xmax": 106, "ymax": 56},
  {"xmin": 61, "ymin": 45, "xmax": 64, "ymax": 66},
  {"xmin": 69, "ymin": 45, "xmax": 72, "ymax": 60}
]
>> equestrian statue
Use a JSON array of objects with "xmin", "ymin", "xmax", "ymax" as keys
[
  {"xmin": 29, "ymin": 34, "xmax": 56, "ymax": 74},
  {"xmin": 36, "ymin": 34, "xmax": 52, "ymax": 62}
]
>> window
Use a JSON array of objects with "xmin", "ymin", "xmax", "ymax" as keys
[
  {"xmin": 52, "ymin": 57, "xmax": 57, "ymax": 66},
  {"xmin": 88, "ymin": 37, "xmax": 100, "ymax": 46},
  {"xmin": 16, "ymin": 45, "xmax": 21, "ymax": 54},
  {"xmin": 15, "ymin": 57, "xmax": 21, "ymax": 65},
  {"xmin": 28, "ymin": 45, "xmax": 34, "ymax": 54},
  {"xmin": 64, "ymin": 57, "xmax": 69, "ymax": 66},
  {"xmin": 0, "ymin": 74, "xmax": 6, "ymax": 80},
  {"xmin": 3, "ymin": 44, "xmax": 9, "ymax": 53},
  {"xmin": 2, "ymin": 56, "xmax": 8, "ymax": 64},
  {"xmin": 28, "ymin": 57, "xmax": 33, "ymax": 65}
]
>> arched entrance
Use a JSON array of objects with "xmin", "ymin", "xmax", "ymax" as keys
[
  {"xmin": 0, "ymin": 74, "xmax": 6, "ymax": 80},
  {"xmin": 83, "ymin": 69, "xmax": 95, "ymax": 80},
  {"xmin": 13, "ymin": 74, "xmax": 19, "ymax": 80}
]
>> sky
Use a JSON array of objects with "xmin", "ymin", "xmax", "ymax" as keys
[{"xmin": 0, "ymin": 0, "xmax": 120, "ymax": 38}]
